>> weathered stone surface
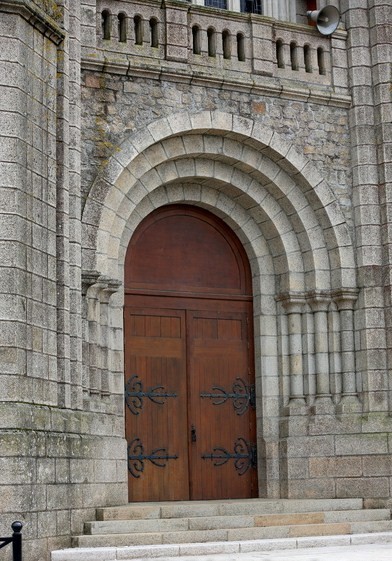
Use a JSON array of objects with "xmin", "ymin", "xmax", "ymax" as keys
[{"xmin": 0, "ymin": 1, "xmax": 392, "ymax": 561}]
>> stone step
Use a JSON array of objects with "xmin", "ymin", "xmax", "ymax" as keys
[
  {"xmin": 96, "ymin": 498, "xmax": 364, "ymax": 521},
  {"xmin": 52, "ymin": 532, "xmax": 392, "ymax": 561},
  {"xmin": 85, "ymin": 509, "xmax": 391, "ymax": 535},
  {"xmin": 73, "ymin": 519, "xmax": 392, "ymax": 548}
]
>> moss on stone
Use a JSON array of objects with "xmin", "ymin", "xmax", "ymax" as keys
[{"xmin": 33, "ymin": 0, "xmax": 62, "ymax": 21}]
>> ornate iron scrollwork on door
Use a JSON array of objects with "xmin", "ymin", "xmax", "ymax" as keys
[
  {"xmin": 200, "ymin": 377, "xmax": 255, "ymax": 415},
  {"xmin": 125, "ymin": 374, "xmax": 177, "ymax": 415},
  {"xmin": 127, "ymin": 438, "xmax": 178, "ymax": 478},
  {"xmin": 202, "ymin": 437, "xmax": 257, "ymax": 475}
]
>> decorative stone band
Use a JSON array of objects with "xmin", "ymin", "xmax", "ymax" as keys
[{"xmin": 92, "ymin": 0, "xmax": 345, "ymax": 95}]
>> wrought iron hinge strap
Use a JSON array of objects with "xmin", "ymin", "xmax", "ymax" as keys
[
  {"xmin": 125, "ymin": 374, "xmax": 177, "ymax": 415},
  {"xmin": 200, "ymin": 377, "xmax": 255, "ymax": 415},
  {"xmin": 127, "ymin": 438, "xmax": 178, "ymax": 478},
  {"xmin": 202, "ymin": 437, "xmax": 257, "ymax": 475}
]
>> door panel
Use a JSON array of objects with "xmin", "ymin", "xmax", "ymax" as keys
[
  {"xmin": 124, "ymin": 307, "xmax": 189, "ymax": 501},
  {"xmin": 124, "ymin": 205, "xmax": 257, "ymax": 501},
  {"xmin": 187, "ymin": 308, "xmax": 257, "ymax": 499}
]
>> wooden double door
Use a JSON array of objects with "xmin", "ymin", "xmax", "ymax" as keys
[{"xmin": 124, "ymin": 206, "xmax": 257, "ymax": 501}]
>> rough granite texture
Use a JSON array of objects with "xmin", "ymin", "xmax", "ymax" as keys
[{"xmin": 0, "ymin": 1, "xmax": 391, "ymax": 560}]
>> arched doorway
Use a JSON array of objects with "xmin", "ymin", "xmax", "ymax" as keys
[{"xmin": 124, "ymin": 205, "xmax": 258, "ymax": 501}]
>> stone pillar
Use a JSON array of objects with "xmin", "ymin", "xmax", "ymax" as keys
[
  {"xmin": 280, "ymin": 295, "xmax": 306, "ymax": 406},
  {"xmin": 164, "ymin": 0, "xmax": 189, "ymax": 62},
  {"xmin": 69, "ymin": 0, "xmax": 83, "ymax": 409},
  {"xmin": 100, "ymin": 279, "xmax": 122, "ymax": 396},
  {"xmin": 56, "ymin": 0, "xmax": 72, "ymax": 408},
  {"xmin": 309, "ymin": 293, "xmax": 333, "ymax": 410},
  {"xmin": 368, "ymin": 0, "xmax": 392, "ymax": 415},
  {"xmin": 80, "ymin": 0, "xmax": 96, "ymax": 47},
  {"xmin": 328, "ymin": 303, "xmax": 341, "ymax": 398},
  {"xmin": 82, "ymin": 272, "xmax": 122, "ymax": 398},
  {"xmin": 86, "ymin": 279, "xmax": 107, "ymax": 396},
  {"xmin": 340, "ymin": 0, "xmax": 387, "ymax": 414},
  {"xmin": 82, "ymin": 270, "xmax": 101, "ymax": 396},
  {"xmin": 0, "ymin": 4, "xmax": 63, "ymax": 408},
  {"xmin": 334, "ymin": 290, "xmax": 361, "ymax": 412},
  {"xmin": 251, "ymin": 19, "xmax": 274, "ymax": 76}
]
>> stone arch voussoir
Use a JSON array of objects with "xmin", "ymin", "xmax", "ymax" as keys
[{"xmin": 83, "ymin": 111, "xmax": 356, "ymax": 292}]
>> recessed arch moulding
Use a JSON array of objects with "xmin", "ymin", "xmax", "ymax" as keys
[{"xmin": 82, "ymin": 111, "xmax": 359, "ymax": 498}]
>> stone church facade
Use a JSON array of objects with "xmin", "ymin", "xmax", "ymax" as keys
[{"xmin": 0, "ymin": 0, "xmax": 391, "ymax": 559}]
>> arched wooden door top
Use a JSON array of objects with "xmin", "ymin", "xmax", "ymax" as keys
[{"xmin": 125, "ymin": 205, "xmax": 252, "ymax": 298}]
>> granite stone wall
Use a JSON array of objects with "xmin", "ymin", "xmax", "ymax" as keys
[
  {"xmin": 0, "ymin": 1, "xmax": 392, "ymax": 560},
  {"xmin": 0, "ymin": 3, "xmax": 127, "ymax": 560}
]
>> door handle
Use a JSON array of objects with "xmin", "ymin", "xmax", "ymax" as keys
[{"xmin": 191, "ymin": 425, "xmax": 197, "ymax": 443}]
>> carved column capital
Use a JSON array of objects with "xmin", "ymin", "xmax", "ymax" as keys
[
  {"xmin": 101, "ymin": 278, "xmax": 122, "ymax": 303},
  {"xmin": 81, "ymin": 270, "xmax": 102, "ymax": 296},
  {"xmin": 82, "ymin": 270, "xmax": 122, "ymax": 300},
  {"xmin": 307, "ymin": 290, "xmax": 331, "ymax": 312},
  {"xmin": 332, "ymin": 288, "xmax": 359, "ymax": 311},
  {"xmin": 276, "ymin": 292, "xmax": 306, "ymax": 314}
]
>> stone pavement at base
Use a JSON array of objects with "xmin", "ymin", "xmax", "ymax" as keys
[{"xmin": 134, "ymin": 543, "xmax": 392, "ymax": 561}]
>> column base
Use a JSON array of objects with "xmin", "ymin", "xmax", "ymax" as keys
[
  {"xmin": 283, "ymin": 397, "xmax": 308, "ymax": 417},
  {"xmin": 336, "ymin": 394, "xmax": 362, "ymax": 414},
  {"xmin": 313, "ymin": 395, "xmax": 334, "ymax": 414}
]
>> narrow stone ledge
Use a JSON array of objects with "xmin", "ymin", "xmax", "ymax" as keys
[{"xmin": 81, "ymin": 58, "xmax": 351, "ymax": 109}]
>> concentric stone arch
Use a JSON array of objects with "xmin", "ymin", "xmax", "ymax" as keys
[
  {"xmin": 81, "ymin": 110, "xmax": 359, "ymax": 496},
  {"xmin": 83, "ymin": 110, "xmax": 356, "ymax": 294}
]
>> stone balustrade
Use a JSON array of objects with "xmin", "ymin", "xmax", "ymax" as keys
[{"xmin": 82, "ymin": 0, "xmax": 348, "ymax": 95}]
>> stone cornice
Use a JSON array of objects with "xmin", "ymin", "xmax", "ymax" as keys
[
  {"xmin": 0, "ymin": 0, "xmax": 64, "ymax": 45},
  {"xmin": 81, "ymin": 56, "xmax": 352, "ymax": 109}
]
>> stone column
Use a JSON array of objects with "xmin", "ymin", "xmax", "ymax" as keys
[
  {"xmin": 81, "ymin": 270, "xmax": 101, "ymax": 399},
  {"xmin": 69, "ymin": 0, "xmax": 83, "ymax": 410},
  {"xmin": 280, "ymin": 295, "xmax": 306, "ymax": 406},
  {"xmin": 82, "ymin": 272, "xmax": 122, "ymax": 398},
  {"xmin": 165, "ymin": 0, "xmax": 189, "ymax": 62},
  {"xmin": 309, "ymin": 293, "xmax": 333, "ymax": 410},
  {"xmin": 368, "ymin": 0, "xmax": 392, "ymax": 415},
  {"xmin": 100, "ymin": 279, "xmax": 122, "ymax": 396},
  {"xmin": 340, "ymin": 0, "xmax": 387, "ymax": 414},
  {"xmin": 85, "ymin": 278, "xmax": 107, "ymax": 396},
  {"xmin": 334, "ymin": 290, "xmax": 361, "ymax": 412}
]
